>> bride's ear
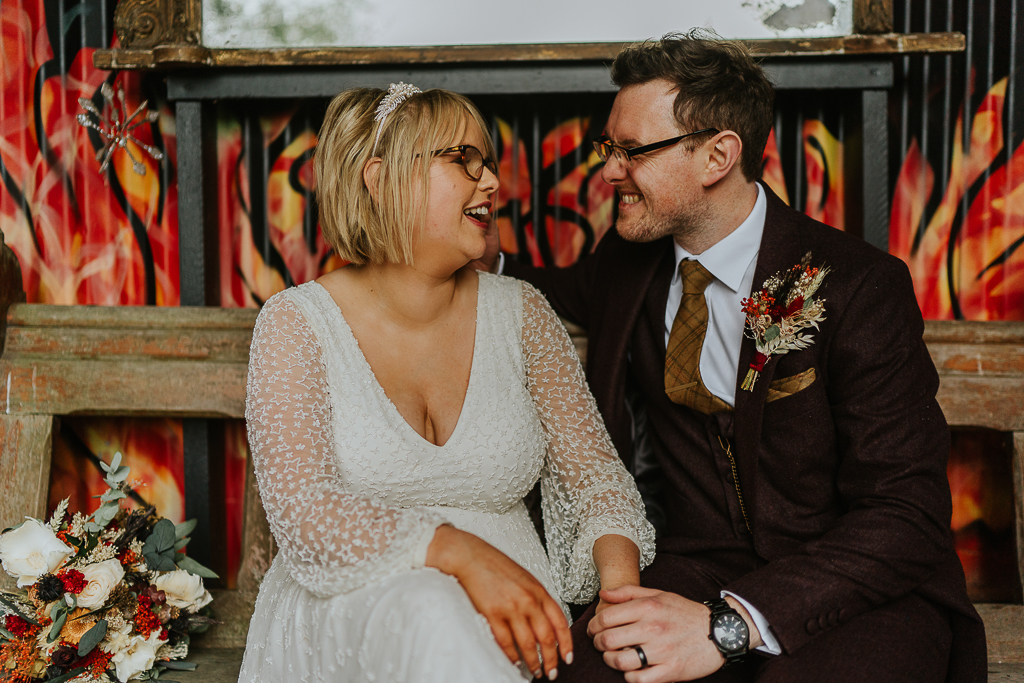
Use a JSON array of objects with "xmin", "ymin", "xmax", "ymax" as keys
[{"xmin": 363, "ymin": 157, "xmax": 382, "ymax": 203}]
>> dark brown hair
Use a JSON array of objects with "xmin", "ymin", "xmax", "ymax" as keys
[{"xmin": 611, "ymin": 29, "xmax": 775, "ymax": 181}]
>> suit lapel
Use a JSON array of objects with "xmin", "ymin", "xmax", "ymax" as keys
[
  {"xmin": 731, "ymin": 184, "xmax": 808, "ymax": 531},
  {"xmin": 596, "ymin": 233, "xmax": 673, "ymax": 467}
]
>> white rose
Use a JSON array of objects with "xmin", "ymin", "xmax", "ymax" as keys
[
  {"xmin": 0, "ymin": 518, "xmax": 73, "ymax": 587},
  {"xmin": 153, "ymin": 570, "xmax": 212, "ymax": 612},
  {"xmin": 111, "ymin": 631, "xmax": 162, "ymax": 682},
  {"xmin": 77, "ymin": 559, "xmax": 125, "ymax": 609}
]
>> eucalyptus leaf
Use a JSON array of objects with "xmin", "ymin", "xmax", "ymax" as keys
[
  {"xmin": 77, "ymin": 619, "xmax": 107, "ymax": 657},
  {"xmin": 48, "ymin": 610, "xmax": 67, "ymax": 642},
  {"xmin": 0, "ymin": 624, "xmax": 16, "ymax": 640},
  {"xmin": 174, "ymin": 520, "xmax": 197, "ymax": 541},
  {"xmin": 173, "ymin": 538, "xmax": 190, "ymax": 552},
  {"xmin": 147, "ymin": 519, "xmax": 176, "ymax": 552},
  {"xmin": 50, "ymin": 602, "xmax": 65, "ymax": 621},
  {"xmin": 764, "ymin": 324, "xmax": 780, "ymax": 342},
  {"xmin": 110, "ymin": 451, "xmax": 123, "ymax": 471},
  {"xmin": 158, "ymin": 661, "xmax": 197, "ymax": 671},
  {"xmin": 100, "ymin": 489, "xmax": 127, "ymax": 504},
  {"xmin": 108, "ymin": 466, "xmax": 130, "ymax": 483},
  {"xmin": 84, "ymin": 521, "xmax": 101, "ymax": 534},
  {"xmin": 145, "ymin": 550, "xmax": 177, "ymax": 572},
  {"xmin": 175, "ymin": 554, "xmax": 219, "ymax": 579},
  {"xmin": 144, "ymin": 519, "xmax": 179, "ymax": 571},
  {"xmin": 42, "ymin": 666, "xmax": 86, "ymax": 683}
]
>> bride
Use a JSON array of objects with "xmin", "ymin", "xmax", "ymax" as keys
[{"xmin": 239, "ymin": 83, "xmax": 655, "ymax": 683}]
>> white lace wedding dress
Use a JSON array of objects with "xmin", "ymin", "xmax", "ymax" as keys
[{"xmin": 238, "ymin": 273, "xmax": 655, "ymax": 683}]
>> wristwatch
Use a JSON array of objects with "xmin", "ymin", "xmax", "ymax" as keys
[{"xmin": 704, "ymin": 598, "xmax": 749, "ymax": 667}]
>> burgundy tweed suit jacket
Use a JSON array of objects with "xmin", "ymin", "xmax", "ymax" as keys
[{"xmin": 505, "ymin": 184, "xmax": 985, "ymax": 681}]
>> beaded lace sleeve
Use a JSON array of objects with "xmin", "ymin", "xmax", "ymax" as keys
[
  {"xmin": 522, "ymin": 283, "xmax": 656, "ymax": 604},
  {"xmin": 245, "ymin": 295, "xmax": 447, "ymax": 598}
]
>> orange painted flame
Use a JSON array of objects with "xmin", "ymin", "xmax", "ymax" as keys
[
  {"xmin": 890, "ymin": 77, "xmax": 1015, "ymax": 320},
  {"xmin": 802, "ymin": 120, "xmax": 844, "ymax": 231}
]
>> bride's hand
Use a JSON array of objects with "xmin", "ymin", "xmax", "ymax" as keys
[{"xmin": 426, "ymin": 524, "xmax": 572, "ymax": 679}]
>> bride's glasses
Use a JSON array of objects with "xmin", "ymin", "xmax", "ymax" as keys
[{"xmin": 432, "ymin": 145, "xmax": 498, "ymax": 181}]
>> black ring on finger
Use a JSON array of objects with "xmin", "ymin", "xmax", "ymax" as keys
[{"xmin": 633, "ymin": 645, "xmax": 649, "ymax": 669}]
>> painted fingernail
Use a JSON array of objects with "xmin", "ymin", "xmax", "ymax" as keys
[
  {"xmin": 547, "ymin": 668, "xmax": 558, "ymax": 680},
  {"xmin": 565, "ymin": 652, "xmax": 574, "ymax": 665},
  {"xmin": 533, "ymin": 670, "xmax": 542, "ymax": 679}
]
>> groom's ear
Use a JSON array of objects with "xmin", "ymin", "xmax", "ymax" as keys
[
  {"xmin": 363, "ymin": 157, "xmax": 383, "ymax": 203},
  {"xmin": 700, "ymin": 131, "xmax": 743, "ymax": 188}
]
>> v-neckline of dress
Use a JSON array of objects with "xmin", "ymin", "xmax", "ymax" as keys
[{"xmin": 309, "ymin": 278, "xmax": 483, "ymax": 451}]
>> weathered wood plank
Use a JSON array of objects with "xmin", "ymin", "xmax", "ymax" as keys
[
  {"xmin": 0, "ymin": 415, "xmax": 56, "ymax": 590},
  {"xmin": 853, "ymin": 0, "xmax": 893, "ymax": 34},
  {"xmin": 196, "ymin": 589, "xmax": 258, "ymax": 649},
  {"xmin": 934, "ymin": 378, "xmax": 1024, "ymax": 432},
  {"xmin": 93, "ymin": 32, "xmax": 966, "ymax": 70},
  {"xmin": 4, "ymin": 325, "xmax": 252, "ymax": 361},
  {"xmin": 7, "ymin": 302, "xmax": 258, "ymax": 329},
  {"xmin": 1, "ymin": 359, "xmax": 247, "ymax": 418},
  {"xmin": 979, "ymin": 604, "xmax": 1024, "ymax": 664},
  {"xmin": 236, "ymin": 457, "xmax": 276, "ymax": 593},
  {"xmin": 924, "ymin": 320, "xmax": 1024, "ymax": 345}
]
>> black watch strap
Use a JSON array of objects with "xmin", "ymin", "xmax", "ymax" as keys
[{"xmin": 704, "ymin": 598, "xmax": 749, "ymax": 667}]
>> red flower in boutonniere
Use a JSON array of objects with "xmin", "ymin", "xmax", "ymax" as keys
[{"xmin": 740, "ymin": 252, "xmax": 829, "ymax": 392}]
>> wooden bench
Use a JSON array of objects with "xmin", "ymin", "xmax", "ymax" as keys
[{"xmin": 1, "ymin": 232, "xmax": 1022, "ymax": 669}]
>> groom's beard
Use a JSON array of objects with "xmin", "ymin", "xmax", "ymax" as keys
[{"xmin": 615, "ymin": 194, "xmax": 714, "ymax": 246}]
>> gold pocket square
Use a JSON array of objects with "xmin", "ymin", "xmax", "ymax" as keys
[{"xmin": 766, "ymin": 368, "xmax": 816, "ymax": 403}]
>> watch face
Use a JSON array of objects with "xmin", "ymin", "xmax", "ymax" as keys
[{"xmin": 712, "ymin": 613, "xmax": 749, "ymax": 652}]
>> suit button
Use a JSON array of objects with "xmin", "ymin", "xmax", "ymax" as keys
[
  {"xmin": 827, "ymin": 611, "xmax": 839, "ymax": 626},
  {"xmin": 805, "ymin": 618, "xmax": 819, "ymax": 634}
]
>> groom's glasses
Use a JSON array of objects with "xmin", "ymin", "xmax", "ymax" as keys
[
  {"xmin": 593, "ymin": 128, "xmax": 719, "ymax": 165},
  {"xmin": 432, "ymin": 145, "xmax": 498, "ymax": 181}
]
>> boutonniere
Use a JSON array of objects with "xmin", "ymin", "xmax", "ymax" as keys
[{"xmin": 740, "ymin": 252, "xmax": 829, "ymax": 392}]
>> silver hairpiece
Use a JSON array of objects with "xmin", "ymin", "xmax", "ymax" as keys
[{"xmin": 372, "ymin": 82, "xmax": 422, "ymax": 155}]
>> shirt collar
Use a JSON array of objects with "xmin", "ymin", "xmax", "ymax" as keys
[{"xmin": 672, "ymin": 183, "xmax": 766, "ymax": 294}]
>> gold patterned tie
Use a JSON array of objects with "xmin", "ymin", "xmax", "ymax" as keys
[{"xmin": 665, "ymin": 260, "xmax": 732, "ymax": 414}]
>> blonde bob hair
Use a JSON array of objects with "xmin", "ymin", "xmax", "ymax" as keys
[{"xmin": 315, "ymin": 87, "xmax": 496, "ymax": 266}]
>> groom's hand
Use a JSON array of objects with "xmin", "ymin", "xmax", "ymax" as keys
[{"xmin": 587, "ymin": 586, "xmax": 761, "ymax": 682}]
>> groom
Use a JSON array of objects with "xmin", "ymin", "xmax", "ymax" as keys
[{"xmin": 494, "ymin": 31, "xmax": 985, "ymax": 682}]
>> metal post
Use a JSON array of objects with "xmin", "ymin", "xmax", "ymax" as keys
[{"xmin": 862, "ymin": 89, "xmax": 890, "ymax": 251}]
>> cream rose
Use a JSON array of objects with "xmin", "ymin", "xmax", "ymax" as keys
[
  {"xmin": 0, "ymin": 518, "xmax": 73, "ymax": 587},
  {"xmin": 111, "ymin": 631, "xmax": 162, "ymax": 682},
  {"xmin": 77, "ymin": 558, "xmax": 125, "ymax": 609},
  {"xmin": 153, "ymin": 569, "xmax": 212, "ymax": 612}
]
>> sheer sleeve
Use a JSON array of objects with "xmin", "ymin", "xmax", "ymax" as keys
[
  {"xmin": 246, "ymin": 294, "xmax": 447, "ymax": 598},
  {"xmin": 521, "ymin": 283, "xmax": 656, "ymax": 604}
]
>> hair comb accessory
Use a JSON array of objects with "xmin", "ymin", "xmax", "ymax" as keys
[{"xmin": 372, "ymin": 82, "xmax": 422, "ymax": 155}]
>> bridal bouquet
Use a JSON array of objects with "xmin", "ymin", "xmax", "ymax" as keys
[{"xmin": 0, "ymin": 453, "xmax": 216, "ymax": 683}]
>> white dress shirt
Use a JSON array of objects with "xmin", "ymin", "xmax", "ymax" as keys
[{"xmin": 665, "ymin": 183, "xmax": 764, "ymax": 407}]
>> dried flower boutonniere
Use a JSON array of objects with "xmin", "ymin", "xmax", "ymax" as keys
[{"xmin": 740, "ymin": 253, "xmax": 829, "ymax": 391}]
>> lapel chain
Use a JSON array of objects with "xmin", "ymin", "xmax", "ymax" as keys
[{"xmin": 718, "ymin": 436, "xmax": 752, "ymax": 535}]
